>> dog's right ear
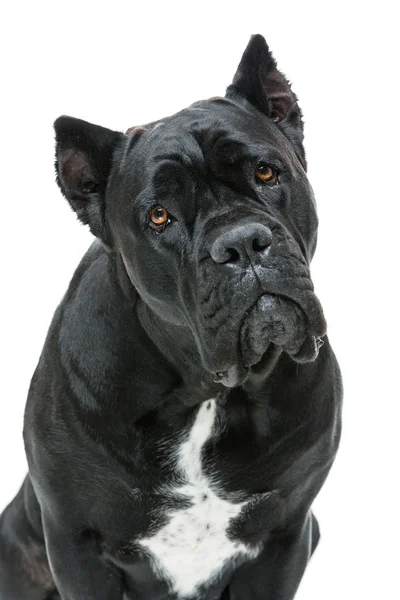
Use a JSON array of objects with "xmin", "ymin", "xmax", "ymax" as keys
[{"xmin": 54, "ymin": 116, "xmax": 123, "ymax": 242}]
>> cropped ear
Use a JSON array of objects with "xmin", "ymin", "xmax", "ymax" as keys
[
  {"xmin": 226, "ymin": 35, "xmax": 305, "ymax": 164},
  {"xmin": 54, "ymin": 116, "xmax": 123, "ymax": 242},
  {"xmin": 227, "ymin": 34, "xmax": 302, "ymax": 127}
]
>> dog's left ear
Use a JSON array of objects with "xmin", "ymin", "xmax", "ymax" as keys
[
  {"xmin": 54, "ymin": 116, "xmax": 124, "ymax": 243},
  {"xmin": 227, "ymin": 34, "xmax": 302, "ymax": 127},
  {"xmin": 226, "ymin": 35, "xmax": 305, "ymax": 162}
]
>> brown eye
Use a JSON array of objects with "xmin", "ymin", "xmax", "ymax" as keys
[
  {"xmin": 149, "ymin": 205, "xmax": 169, "ymax": 230},
  {"xmin": 255, "ymin": 163, "xmax": 279, "ymax": 184}
]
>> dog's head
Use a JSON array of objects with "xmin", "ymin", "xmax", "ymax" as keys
[{"xmin": 55, "ymin": 35, "xmax": 326, "ymax": 388}]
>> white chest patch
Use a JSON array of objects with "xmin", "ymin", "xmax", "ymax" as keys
[{"xmin": 137, "ymin": 399, "xmax": 259, "ymax": 598}]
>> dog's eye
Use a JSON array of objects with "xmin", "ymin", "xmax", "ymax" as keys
[
  {"xmin": 149, "ymin": 205, "xmax": 170, "ymax": 232},
  {"xmin": 255, "ymin": 163, "xmax": 279, "ymax": 185}
]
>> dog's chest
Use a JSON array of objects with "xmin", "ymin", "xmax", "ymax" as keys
[{"xmin": 136, "ymin": 399, "xmax": 259, "ymax": 598}]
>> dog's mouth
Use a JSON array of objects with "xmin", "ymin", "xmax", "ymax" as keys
[
  {"xmin": 241, "ymin": 293, "xmax": 324, "ymax": 365},
  {"xmin": 209, "ymin": 292, "xmax": 326, "ymax": 388}
]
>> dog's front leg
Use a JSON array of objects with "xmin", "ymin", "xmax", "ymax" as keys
[
  {"xmin": 42, "ymin": 513, "xmax": 124, "ymax": 600},
  {"xmin": 227, "ymin": 511, "xmax": 320, "ymax": 600}
]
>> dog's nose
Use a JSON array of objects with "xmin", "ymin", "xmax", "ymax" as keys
[{"xmin": 210, "ymin": 223, "xmax": 272, "ymax": 266}]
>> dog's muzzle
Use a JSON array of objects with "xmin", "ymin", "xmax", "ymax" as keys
[{"xmin": 193, "ymin": 219, "xmax": 326, "ymax": 388}]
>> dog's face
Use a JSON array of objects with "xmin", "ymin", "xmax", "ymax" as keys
[{"xmin": 55, "ymin": 35, "xmax": 326, "ymax": 387}]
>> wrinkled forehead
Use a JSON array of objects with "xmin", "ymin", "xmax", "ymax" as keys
[{"xmin": 128, "ymin": 98, "xmax": 294, "ymax": 167}]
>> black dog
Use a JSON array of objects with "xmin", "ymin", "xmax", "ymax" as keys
[{"xmin": 0, "ymin": 34, "xmax": 342, "ymax": 600}]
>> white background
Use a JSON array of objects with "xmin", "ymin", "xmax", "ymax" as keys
[{"xmin": 0, "ymin": 1, "xmax": 399, "ymax": 598}]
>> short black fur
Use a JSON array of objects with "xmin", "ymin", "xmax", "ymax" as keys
[{"xmin": 0, "ymin": 34, "xmax": 342, "ymax": 600}]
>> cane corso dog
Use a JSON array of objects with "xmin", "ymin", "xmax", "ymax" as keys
[{"xmin": 0, "ymin": 34, "xmax": 342, "ymax": 599}]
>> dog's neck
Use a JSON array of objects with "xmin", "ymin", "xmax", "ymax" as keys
[
  {"xmin": 112, "ymin": 249, "xmax": 223, "ymax": 405},
  {"xmin": 137, "ymin": 294, "xmax": 225, "ymax": 406}
]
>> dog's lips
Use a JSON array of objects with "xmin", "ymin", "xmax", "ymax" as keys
[
  {"xmin": 239, "ymin": 293, "xmax": 326, "ymax": 368},
  {"xmin": 209, "ymin": 292, "xmax": 324, "ymax": 388}
]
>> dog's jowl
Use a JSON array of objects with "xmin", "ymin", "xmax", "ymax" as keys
[{"xmin": 0, "ymin": 35, "xmax": 342, "ymax": 600}]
